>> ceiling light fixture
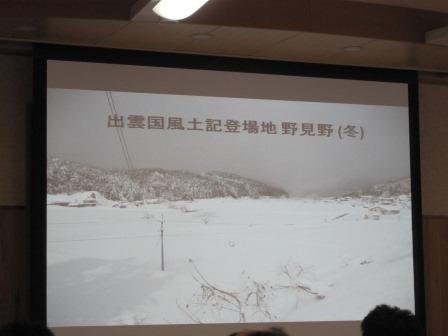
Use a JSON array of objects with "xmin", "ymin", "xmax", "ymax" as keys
[{"xmin": 153, "ymin": 0, "xmax": 210, "ymax": 21}]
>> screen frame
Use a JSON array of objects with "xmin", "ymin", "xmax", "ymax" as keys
[{"xmin": 30, "ymin": 43, "xmax": 425, "ymax": 333}]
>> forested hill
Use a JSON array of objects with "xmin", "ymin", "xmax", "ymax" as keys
[{"xmin": 47, "ymin": 158, "xmax": 289, "ymax": 201}]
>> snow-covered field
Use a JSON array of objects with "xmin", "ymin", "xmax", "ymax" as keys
[{"xmin": 47, "ymin": 196, "xmax": 414, "ymax": 327}]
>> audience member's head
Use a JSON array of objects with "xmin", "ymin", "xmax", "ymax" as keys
[
  {"xmin": 361, "ymin": 304, "xmax": 422, "ymax": 336},
  {"xmin": 0, "ymin": 321, "xmax": 54, "ymax": 336},
  {"xmin": 229, "ymin": 327, "xmax": 289, "ymax": 336}
]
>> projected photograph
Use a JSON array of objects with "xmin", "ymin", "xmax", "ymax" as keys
[{"xmin": 47, "ymin": 88, "xmax": 414, "ymax": 327}]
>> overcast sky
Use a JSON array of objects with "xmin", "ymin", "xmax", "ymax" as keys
[{"xmin": 47, "ymin": 89, "xmax": 411, "ymax": 196}]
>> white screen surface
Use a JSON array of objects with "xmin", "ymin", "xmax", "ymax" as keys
[{"xmin": 46, "ymin": 60, "xmax": 414, "ymax": 336}]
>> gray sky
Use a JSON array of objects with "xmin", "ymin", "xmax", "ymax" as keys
[{"xmin": 47, "ymin": 89, "xmax": 410, "ymax": 196}]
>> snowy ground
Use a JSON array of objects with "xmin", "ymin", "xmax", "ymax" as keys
[{"xmin": 47, "ymin": 196, "xmax": 415, "ymax": 327}]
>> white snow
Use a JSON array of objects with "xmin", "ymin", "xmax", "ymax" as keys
[
  {"xmin": 46, "ymin": 196, "xmax": 415, "ymax": 327},
  {"xmin": 47, "ymin": 191, "xmax": 114, "ymax": 206}
]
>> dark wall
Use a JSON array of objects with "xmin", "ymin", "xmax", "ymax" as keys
[
  {"xmin": 419, "ymin": 82, "xmax": 448, "ymax": 336},
  {"xmin": 0, "ymin": 53, "xmax": 32, "ymax": 324}
]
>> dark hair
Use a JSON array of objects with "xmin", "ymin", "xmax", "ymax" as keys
[
  {"xmin": 361, "ymin": 305, "xmax": 422, "ymax": 336},
  {"xmin": 229, "ymin": 327, "xmax": 289, "ymax": 336},
  {"xmin": 0, "ymin": 321, "xmax": 55, "ymax": 336}
]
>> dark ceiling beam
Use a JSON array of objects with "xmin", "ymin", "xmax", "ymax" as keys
[
  {"xmin": 186, "ymin": 0, "xmax": 448, "ymax": 43},
  {"xmin": 0, "ymin": 2, "xmax": 134, "ymax": 20}
]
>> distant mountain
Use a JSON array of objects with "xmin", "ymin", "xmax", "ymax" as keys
[
  {"xmin": 348, "ymin": 177, "xmax": 411, "ymax": 198},
  {"xmin": 47, "ymin": 158, "xmax": 289, "ymax": 201}
]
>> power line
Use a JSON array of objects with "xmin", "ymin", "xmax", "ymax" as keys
[
  {"xmin": 108, "ymin": 91, "xmax": 133, "ymax": 168},
  {"xmin": 107, "ymin": 91, "xmax": 134, "ymax": 169},
  {"xmin": 105, "ymin": 91, "xmax": 133, "ymax": 170},
  {"xmin": 106, "ymin": 91, "xmax": 130, "ymax": 169},
  {"xmin": 48, "ymin": 233, "xmax": 158, "ymax": 243}
]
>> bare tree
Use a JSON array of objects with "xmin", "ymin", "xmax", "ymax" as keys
[{"xmin": 179, "ymin": 259, "xmax": 325, "ymax": 323}]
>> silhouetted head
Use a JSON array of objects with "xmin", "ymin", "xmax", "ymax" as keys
[
  {"xmin": 0, "ymin": 321, "xmax": 54, "ymax": 336},
  {"xmin": 229, "ymin": 327, "xmax": 289, "ymax": 336},
  {"xmin": 361, "ymin": 305, "xmax": 422, "ymax": 336}
]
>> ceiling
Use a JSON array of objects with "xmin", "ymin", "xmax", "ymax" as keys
[
  {"xmin": 348, "ymin": 0, "xmax": 448, "ymax": 13},
  {"xmin": 0, "ymin": 0, "xmax": 448, "ymax": 73}
]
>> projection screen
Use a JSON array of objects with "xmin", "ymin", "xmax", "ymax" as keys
[{"xmin": 32, "ymin": 46, "xmax": 424, "ymax": 336}]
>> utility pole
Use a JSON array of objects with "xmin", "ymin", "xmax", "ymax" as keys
[{"xmin": 160, "ymin": 215, "xmax": 165, "ymax": 271}]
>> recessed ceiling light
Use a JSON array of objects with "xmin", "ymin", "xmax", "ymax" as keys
[
  {"xmin": 342, "ymin": 46, "xmax": 363, "ymax": 52},
  {"xmin": 153, "ymin": 0, "xmax": 210, "ymax": 21}
]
